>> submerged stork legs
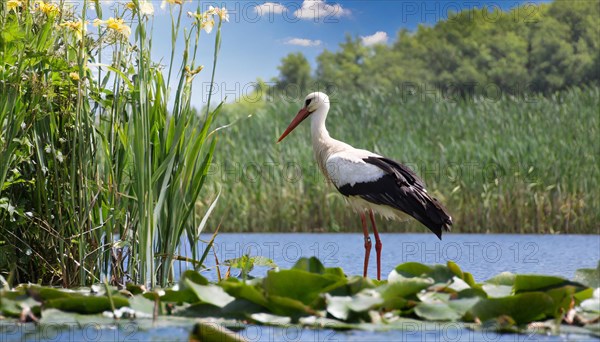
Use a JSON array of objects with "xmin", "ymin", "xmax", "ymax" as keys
[{"xmin": 360, "ymin": 210, "xmax": 383, "ymax": 280}]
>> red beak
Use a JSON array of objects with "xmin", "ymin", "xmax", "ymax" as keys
[{"xmin": 277, "ymin": 108, "xmax": 310, "ymax": 143}]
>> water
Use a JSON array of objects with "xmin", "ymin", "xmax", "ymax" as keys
[
  {"xmin": 7, "ymin": 234, "xmax": 599, "ymax": 341},
  {"xmin": 194, "ymin": 233, "xmax": 600, "ymax": 282}
]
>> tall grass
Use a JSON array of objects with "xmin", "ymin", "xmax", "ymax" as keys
[
  {"xmin": 212, "ymin": 87, "xmax": 599, "ymax": 234},
  {"xmin": 0, "ymin": 1, "xmax": 225, "ymax": 287}
]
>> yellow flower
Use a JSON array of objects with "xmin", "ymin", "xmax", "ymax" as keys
[
  {"xmin": 95, "ymin": 17, "xmax": 131, "ymax": 38},
  {"xmin": 34, "ymin": 1, "xmax": 60, "ymax": 16},
  {"xmin": 7, "ymin": 0, "xmax": 22, "ymax": 12},
  {"xmin": 69, "ymin": 72, "xmax": 80, "ymax": 81},
  {"xmin": 60, "ymin": 20, "xmax": 86, "ymax": 40}
]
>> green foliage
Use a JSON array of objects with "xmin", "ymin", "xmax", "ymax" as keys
[
  {"xmin": 276, "ymin": 0, "xmax": 599, "ymax": 96},
  {"xmin": 0, "ymin": 1, "xmax": 226, "ymax": 287},
  {"xmin": 1, "ymin": 258, "xmax": 599, "ymax": 338},
  {"xmin": 213, "ymin": 86, "xmax": 599, "ymax": 233},
  {"xmin": 276, "ymin": 52, "xmax": 312, "ymax": 94}
]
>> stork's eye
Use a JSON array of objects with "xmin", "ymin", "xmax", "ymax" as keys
[{"xmin": 305, "ymin": 98, "xmax": 312, "ymax": 107}]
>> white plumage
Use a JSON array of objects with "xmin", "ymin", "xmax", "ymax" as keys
[{"xmin": 277, "ymin": 92, "xmax": 453, "ymax": 280}]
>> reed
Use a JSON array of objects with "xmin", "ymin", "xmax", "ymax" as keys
[
  {"xmin": 0, "ymin": 0, "xmax": 225, "ymax": 287},
  {"xmin": 211, "ymin": 86, "xmax": 599, "ymax": 234}
]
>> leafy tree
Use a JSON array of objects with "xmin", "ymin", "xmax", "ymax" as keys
[
  {"xmin": 276, "ymin": 0, "xmax": 599, "ymax": 96},
  {"xmin": 276, "ymin": 52, "xmax": 312, "ymax": 96},
  {"xmin": 315, "ymin": 35, "xmax": 369, "ymax": 92}
]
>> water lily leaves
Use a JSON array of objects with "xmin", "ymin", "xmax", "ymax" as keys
[
  {"xmin": 127, "ymin": 294, "xmax": 155, "ymax": 316},
  {"xmin": 513, "ymin": 274, "xmax": 573, "ymax": 293},
  {"xmin": 325, "ymin": 291, "xmax": 384, "ymax": 321},
  {"xmin": 160, "ymin": 288, "xmax": 198, "ymax": 304},
  {"xmin": 575, "ymin": 262, "xmax": 600, "ymax": 288},
  {"xmin": 44, "ymin": 295, "xmax": 129, "ymax": 314},
  {"xmin": 293, "ymin": 257, "xmax": 325, "ymax": 274},
  {"xmin": 264, "ymin": 295, "xmax": 314, "ymax": 317},
  {"xmin": 470, "ymin": 292, "xmax": 554, "ymax": 324},
  {"xmin": 481, "ymin": 284, "xmax": 513, "ymax": 298},
  {"xmin": 26, "ymin": 286, "xmax": 75, "ymax": 301},
  {"xmin": 485, "ymin": 272, "xmax": 516, "ymax": 286},
  {"xmin": 262, "ymin": 269, "xmax": 345, "ymax": 306},
  {"xmin": 390, "ymin": 262, "xmax": 454, "ymax": 284},
  {"xmin": 220, "ymin": 278, "xmax": 268, "ymax": 308},
  {"xmin": 190, "ymin": 321, "xmax": 247, "ymax": 342},
  {"xmin": 183, "ymin": 278, "xmax": 235, "ymax": 308},
  {"xmin": 415, "ymin": 298, "xmax": 479, "ymax": 321},
  {"xmin": 180, "ymin": 270, "xmax": 209, "ymax": 286},
  {"xmin": 377, "ymin": 278, "xmax": 433, "ymax": 302}
]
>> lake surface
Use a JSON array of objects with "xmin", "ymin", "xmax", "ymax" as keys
[
  {"xmin": 192, "ymin": 233, "xmax": 600, "ymax": 282},
  {"xmin": 7, "ymin": 234, "xmax": 599, "ymax": 341}
]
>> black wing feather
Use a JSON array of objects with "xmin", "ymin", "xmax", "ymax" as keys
[{"xmin": 337, "ymin": 156, "xmax": 453, "ymax": 239}]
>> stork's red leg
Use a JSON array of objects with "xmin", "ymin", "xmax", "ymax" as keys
[
  {"xmin": 369, "ymin": 210, "xmax": 382, "ymax": 280},
  {"xmin": 360, "ymin": 212, "xmax": 371, "ymax": 278}
]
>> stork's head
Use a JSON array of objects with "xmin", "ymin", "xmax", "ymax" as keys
[{"xmin": 277, "ymin": 92, "xmax": 330, "ymax": 142}]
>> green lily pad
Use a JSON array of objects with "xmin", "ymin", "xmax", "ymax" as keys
[
  {"xmin": 391, "ymin": 262, "xmax": 455, "ymax": 284},
  {"xmin": 482, "ymin": 284, "xmax": 513, "ymax": 298},
  {"xmin": 262, "ymin": 269, "xmax": 344, "ymax": 305},
  {"xmin": 160, "ymin": 288, "xmax": 198, "ymax": 304},
  {"xmin": 293, "ymin": 257, "xmax": 326, "ymax": 274},
  {"xmin": 44, "ymin": 295, "xmax": 129, "ymax": 314},
  {"xmin": 415, "ymin": 298, "xmax": 479, "ymax": 321},
  {"xmin": 513, "ymin": 274, "xmax": 571, "ymax": 292},
  {"xmin": 265, "ymin": 295, "xmax": 314, "ymax": 317},
  {"xmin": 220, "ymin": 278, "xmax": 268, "ymax": 308},
  {"xmin": 180, "ymin": 270, "xmax": 209, "ymax": 286},
  {"xmin": 26, "ymin": 286, "xmax": 76, "ymax": 301},
  {"xmin": 470, "ymin": 292, "xmax": 554, "ymax": 324},
  {"xmin": 378, "ymin": 277, "xmax": 432, "ymax": 299},
  {"xmin": 184, "ymin": 278, "xmax": 235, "ymax": 308},
  {"xmin": 485, "ymin": 272, "xmax": 516, "ymax": 286},
  {"xmin": 190, "ymin": 321, "xmax": 247, "ymax": 342},
  {"xmin": 574, "ymin": 262, "xmax": 600, "ymax": 288}
]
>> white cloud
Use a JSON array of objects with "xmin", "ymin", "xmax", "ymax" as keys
[
  {"xmin": 294, "ymin": 0, "xmax": 351, "ymax": 21},
  {"xmin": 285, "ymin": 38, "xmax": 322, "ymax": 47},
  {"xmin": 254, "ymin": 2, "xmax": 287, "ymax": 15},
  {"xmin": 361, "ymin": 31, "xmax": 388, "ymax": 46}
]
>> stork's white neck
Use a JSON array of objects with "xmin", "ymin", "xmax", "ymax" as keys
[
  {"xmin": 310, "ymin": 103, "xmax": 331, "ymax": 143},
  {"xmin": 309, "ymin": 101, "xmax": 351, "ymax": 176}
]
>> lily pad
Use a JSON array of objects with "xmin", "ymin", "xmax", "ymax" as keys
[
  {"xmin": 190, "ymin": 321, "xmax": 247, "ymax": 342},
  {"xmin": 44, "ymin": 295, "xmax": 129, "ymax": 314},
  {"xmin": 470, "ymin": 292, "xmax": 554, "ymax": 324},
  {"xmin": 513, "ymin": 274, "xmax": 571, "ymax": 292},
  {"xmin": 262, "ymin": 269, "xmax": 344, "ymax": 305},
  {"xmin": 575, "ymin": 262, "xmax": 600, "ymax": 288},
  {"xmin": 485, "ymin": 272, "xmax": 516, "ymax": 286},
  {"xmin": 184, "ymin": 278, "xmax": 235, "ymax": 308},
  {"xmin": 415, "ymin": 298, "xmax": 479, "ymax": 321}
]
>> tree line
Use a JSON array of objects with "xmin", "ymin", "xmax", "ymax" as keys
[{"xmin": 274, "ymin": 0, "xmax": 599, "ymax": 98}]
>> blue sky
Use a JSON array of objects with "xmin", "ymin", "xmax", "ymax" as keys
[{"xmin": 97, "ymin": 0, "xmax": 548, "ymax": 107}]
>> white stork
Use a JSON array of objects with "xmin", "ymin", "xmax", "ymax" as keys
[{"xmin": 277, "ymin": 92, "xmax": 453, "ymax": 280}]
